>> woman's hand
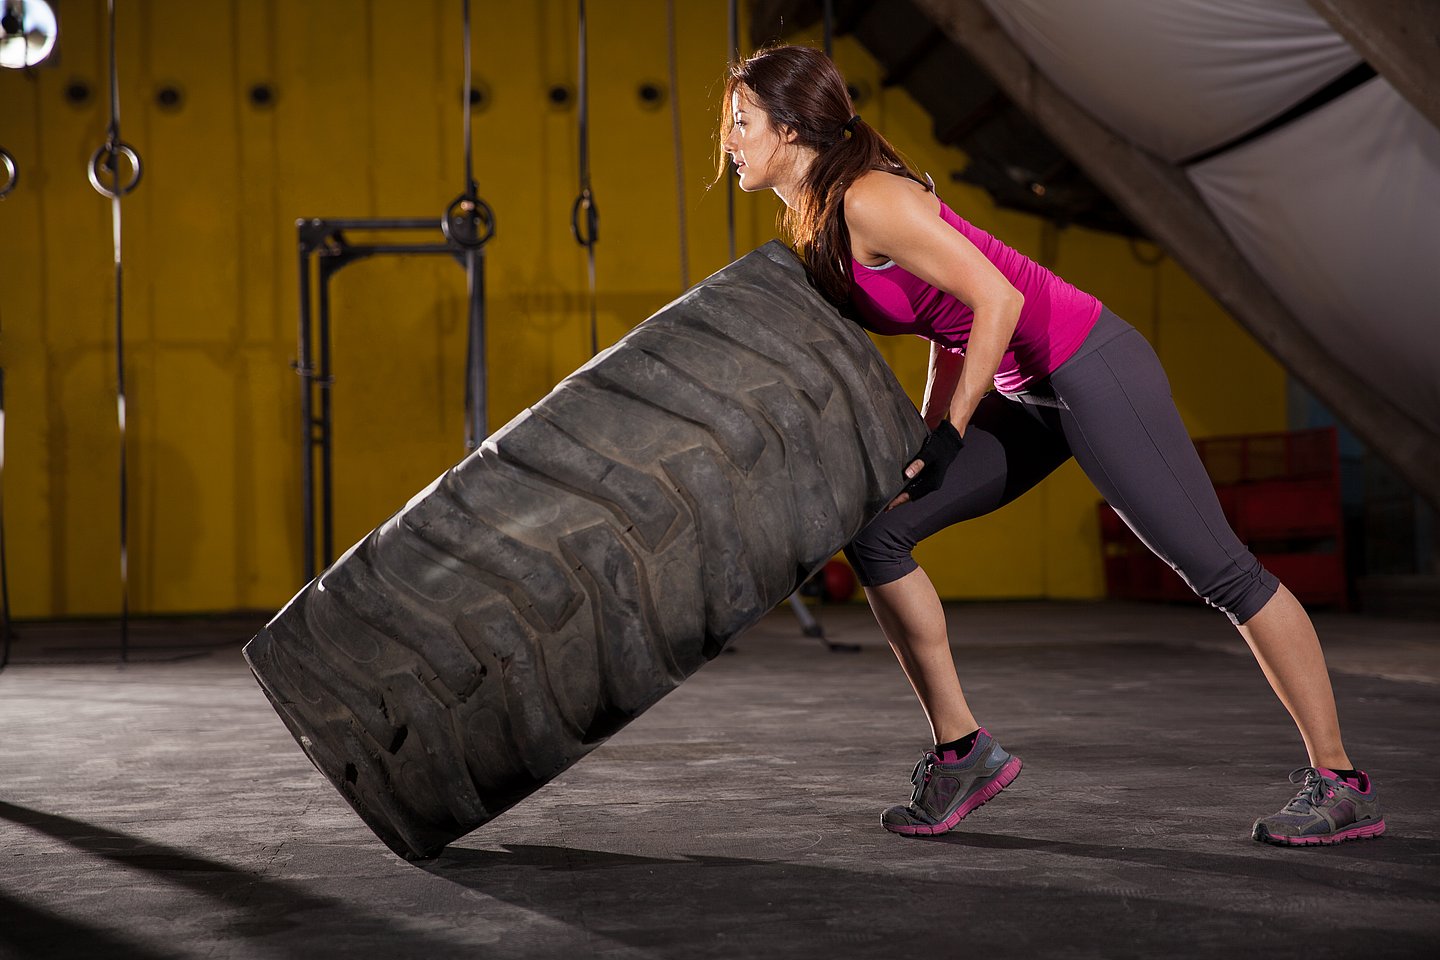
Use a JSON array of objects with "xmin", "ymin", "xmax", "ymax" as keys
[
  {"xmin": 886, "ymin": 420, "xmax": 963, "ymax": 510},
  {"xmin": 886, "ymin": 459, "xmax": 923, "ymax": 511}
]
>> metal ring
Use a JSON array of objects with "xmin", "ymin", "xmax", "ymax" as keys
[
  {"xmin": 87, "ymin": 141, "xmax": 143, "ymax": 198},
  {"xmin": 570, "ymin": 190, "xmax": 599, "ymax": 247},
  {"xmin": 441, "ymin": 192, "xmax": 495, "ymax": 249},
  {"xmin": 0, "ymin": 148, "xmax": 16, "ymax": 200}
]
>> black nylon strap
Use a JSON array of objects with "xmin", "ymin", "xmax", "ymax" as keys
[{"xmin": 573, "ymin": 0, "xmax": 600, "ymax": 355}]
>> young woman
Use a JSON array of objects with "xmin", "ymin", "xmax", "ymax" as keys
[{"xmin": 718, "ymin": 44, "xmax": 1384, "ymax": 846}]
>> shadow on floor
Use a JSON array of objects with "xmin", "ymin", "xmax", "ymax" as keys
[
  {"xmin": 421, "ymin": 838, "xmax": 1439, "ymax": 959},
  {"xmin": 939, "ymin": 828, "xmax": 1440, "ymax": 875},
  {"xmin": 0, "ymin": 801, "xmax": 460, "ymax": 960},
  {"xmin": 0, "ymin": 888, "xmax": 191, "ymax": 960}
]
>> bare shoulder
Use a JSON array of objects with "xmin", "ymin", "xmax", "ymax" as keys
[
  {"xmin": 843, "ymin": 170, "xmax": 940, "ymax": 262},
  {"xmin": 844, "ymin": 170, "xmax": 936, "ymax": 222}
]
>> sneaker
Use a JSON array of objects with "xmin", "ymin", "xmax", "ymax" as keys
[
  {"xmin": 1252, "ymin": 766, "xmax": 1386, "ymax": 846},
  {"xmin": 881, "ymin": 727, "xmax": 1022, "ymax": 836}
]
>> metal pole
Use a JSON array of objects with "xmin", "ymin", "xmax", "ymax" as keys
[
  {"xmin": 298, "ymin": 237, "xmax": 316, "ymax": 582},
  {"xmin": 0, "ymin": 368, "xmax": 10, "ymax": 671},
  {"xmin": 318, "ymin": 261, "xmax": 336, "ymax": 568},
  {"xmin": 464, "ymin": 247, "xmax": 487, "ymax": 451}
]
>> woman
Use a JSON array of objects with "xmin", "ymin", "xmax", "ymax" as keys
[{"xmin": 718, "ymin": 45, "xmax": 1383, "ymax": 846}]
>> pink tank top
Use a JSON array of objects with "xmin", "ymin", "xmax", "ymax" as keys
[{"xmin": 848, "ymin": 200, "xmax": 1102, "ymax": 393}]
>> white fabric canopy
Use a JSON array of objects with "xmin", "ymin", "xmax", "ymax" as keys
[
  {"xmin": 1188, "ymin": 77, "xmax": 1440, "ymax": 436},
  {"xmin": 981, "ymin": 0, "xmax": 1361, "ymax": 162},
  {"xmin": 980, "ymin": 0, "xmax": 1440, "ymax": 439}
]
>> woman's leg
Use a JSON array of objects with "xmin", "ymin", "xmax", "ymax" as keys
[
  {"xmin": 866, "ymin": 567, "xmax": 978, "ymax": 743},
  {"xmin": 1238, "ymin": 584, "xmax": 1350, "ymax": 769},
  {"xmin": 846, "ymin": 392, "xmax": 1070, "ymax": 743},
  {"xmin": 1049, "ymin": 313, "xmax": 1352, "ymax": 768}
]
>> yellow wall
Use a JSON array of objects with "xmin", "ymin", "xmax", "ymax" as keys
[{"xmin": 0, "ymin": 0, "xmax": 1286, "ymax": 617}]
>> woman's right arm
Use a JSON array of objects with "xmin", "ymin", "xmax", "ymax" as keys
[{"xmin": 921, "ymin": 341, "xmax": 964, "ymax": 430}]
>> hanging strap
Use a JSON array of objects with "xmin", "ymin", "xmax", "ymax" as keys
[
  {"xmin": 571, "ymin": 0, "xmax": 600, "ymax": 355},
  {"xmin": 86, "ymin": 0, "xmax": 142, "ymax": 661},
  {"xmin": 443, "ymin": 0, "xmax": 496, "ymax": 452},
  {"xmin": 442, "ymin": 0, "xmax": 495, "ymax": 252}
]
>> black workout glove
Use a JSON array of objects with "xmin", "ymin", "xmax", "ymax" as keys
[{"xmin": 901, "ymin": 420, "xmax": 963, "ymax": 500}]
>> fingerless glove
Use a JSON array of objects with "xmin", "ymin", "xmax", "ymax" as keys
[{"xmin": 901, "ymin": 420, "xmax": 963, "ymax": 500}]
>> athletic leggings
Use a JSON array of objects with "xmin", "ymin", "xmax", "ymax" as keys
[{"xmin": 844, "ymin": 308, "xmax": 1279, "ymax": 626}]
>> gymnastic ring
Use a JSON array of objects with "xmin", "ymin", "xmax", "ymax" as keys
[
  {"xmin": 441, "ymin": 192, "xmax": 495, "ymax": 249},
  {"xmin": 0, "ymin": 148, "xmax": 15, "ymax": 199},
  {"xmin": 570, "ymin": 189, "xmax": 599, "ymax": 247},
  {"xmin": 87, "ymin": 141, "xmax": 143, "ymax": 199}
]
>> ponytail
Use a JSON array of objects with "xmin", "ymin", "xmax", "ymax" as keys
[{"xmin": 792, "ymin": 114, "xmax": 929, "ymax": 304}]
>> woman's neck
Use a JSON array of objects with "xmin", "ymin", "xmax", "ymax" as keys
[{"xmin": 771, "ymin": 147, "xmax": 819, "ymax": 208}]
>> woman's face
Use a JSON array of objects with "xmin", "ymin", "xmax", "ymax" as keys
[{"xmin": 723, "ymin": 84, "xmax": 793, "ymax": 193}]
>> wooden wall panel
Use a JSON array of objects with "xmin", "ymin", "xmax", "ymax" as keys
[{"xmin": 0, "ymin": 1, "xmax": 1289, "ymax": 615}]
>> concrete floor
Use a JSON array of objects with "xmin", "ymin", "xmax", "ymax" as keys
[{"xmin": 1, "ymin": 601, "xmax": 1437, "ymax": 959}]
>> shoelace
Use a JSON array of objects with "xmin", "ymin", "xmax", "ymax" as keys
[
  {"xmin": 909, "ymin": 752, "xmax": 940, "ymax": 804},
  {"xmin": 1285, "ymin": 766, "xmax": 1339, "ymax": 811}
]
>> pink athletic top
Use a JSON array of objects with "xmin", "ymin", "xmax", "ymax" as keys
[{"xmin": 849, "ymin": 199, "xmax": 1103, "ymax": 393}]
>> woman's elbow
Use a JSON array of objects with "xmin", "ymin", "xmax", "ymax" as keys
[
  {"xmin": 979, "ymin": 286, "xmax": 1023, "ymax": 319},
  {"xmin": 979, "ymin": 283, "xmax": 1023, "ymax": 313}
]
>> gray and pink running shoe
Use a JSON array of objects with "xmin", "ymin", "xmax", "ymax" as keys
[
  {"xmin": 1252, "ymin": 766, "xmax": 1386, "ymax": 846},
  {"xmin": 881, "ymin": 727, "xmax": 1022, "ymax": 836}
]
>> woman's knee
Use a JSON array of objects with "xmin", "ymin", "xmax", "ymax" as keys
[
  {"xmin": 844, "ymin": 515, "xmax": 920, "ymax": 588},
  {"xmin": 1180, "ymin": 553, "xmax": 1280, "ymax": 626}
]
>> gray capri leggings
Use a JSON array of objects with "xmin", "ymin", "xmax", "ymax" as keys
[{"xmin": 844, "ymin": 307, "xmax": 1279, "ymax": 626}]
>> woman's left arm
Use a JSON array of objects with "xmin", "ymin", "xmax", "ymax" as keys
[{"xmin": 845, "ymin": 176, "xmax": 1023, "ymax": 438}]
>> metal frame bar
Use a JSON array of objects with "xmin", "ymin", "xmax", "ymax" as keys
[
  {"xmin": 0, "ymin": 367, "xmax": 9, "ymax": 671},
  {"xmin": 296, "ymin": 216, "xmax": 489, "ymax": 582}
]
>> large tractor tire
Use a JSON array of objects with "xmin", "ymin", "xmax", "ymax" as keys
[{"xmin": 244, "ymin": 241, "xmax": 927, "ymax": 859}]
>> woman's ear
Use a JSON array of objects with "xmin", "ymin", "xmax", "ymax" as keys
[{"xmin": 779, "ymin": 125, "xmax": 800, "ymax": 145}]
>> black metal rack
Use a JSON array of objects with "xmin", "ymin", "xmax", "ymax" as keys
[{"xmin": 295, "ymin": 216, "xmax": 489, "ymax": 582}]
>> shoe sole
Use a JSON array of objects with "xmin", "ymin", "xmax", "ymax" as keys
[
  {"xmin": 1252, "ymin": 817, "xmax": 1386, "ymax": 846},
  {"xmin": 884, "ymin": 756, "xmax": 1023, "ymax": 837}
]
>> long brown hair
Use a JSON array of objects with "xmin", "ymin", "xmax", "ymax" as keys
[{"xmin": 716, "ymin": 44, "xmax": 929, "ymax": 304}]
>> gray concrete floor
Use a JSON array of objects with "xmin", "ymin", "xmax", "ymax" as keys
[{"xmin": 1, "ymin": 601, "xmax": 1437, "ymax": 959}]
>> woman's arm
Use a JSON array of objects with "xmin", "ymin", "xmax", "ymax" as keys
[
  {"xmin": 921, "ymin": 341, "xmax": 964, "ymax": 430},
  {"xmin": 845, "ymin": 173, "xmax": 1023, "ymax": 438}
]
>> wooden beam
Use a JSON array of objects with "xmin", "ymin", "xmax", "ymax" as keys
[
  {"xmin": 911, "ymin": 0, "xmax": 1440, "ymax": 509},
  {"xmin": 1307, "ymin": 0, "xmax": 1440, "ymax": 133}
]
